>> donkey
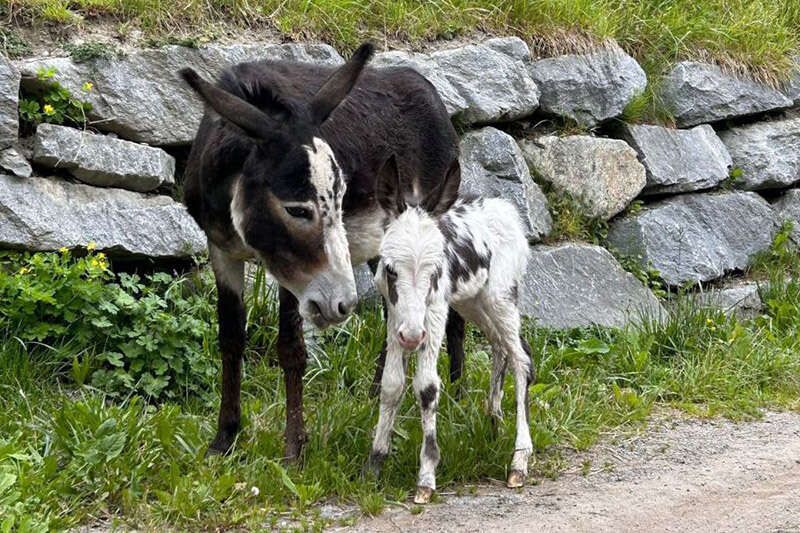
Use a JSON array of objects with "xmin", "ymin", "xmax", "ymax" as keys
[
  {"xmin": 180, "ymin": 43, "xmax": 464, "ymax": 459},
  {"xmin": 367, "ymin": 156, "xmax": 534, "ymax": 503}
]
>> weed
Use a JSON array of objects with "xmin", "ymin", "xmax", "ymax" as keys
[
  {"xmin": 0, "ymin": 249, "xmax": 218, "ymax": 400},
  {"xmin": 64, "ymin": 41, "xmax": 120, "ymax": 62},
  {"xmin": 0, "ymin": 27, "xmax": 31, "ymax": 58},
  {"xmin": 18, "ymin": 67, "xmax": 93, "ymax": 132},
  {"xmin": 612, "ymin": 251, "xmax": 668, "ymax": 299},
  {"xmin": 540, "ymin": 186, "xmax": 609, "ymax": 245}
]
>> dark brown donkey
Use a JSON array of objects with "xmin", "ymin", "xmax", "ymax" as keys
[{"xmin": 180, "ymin": 43, "xmax": 464, "ymax": 460}]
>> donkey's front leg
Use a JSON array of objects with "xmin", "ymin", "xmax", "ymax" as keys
[
  {"xmin": 208, "ymin": 245, "xmax": 246, "ymax": 455},
  {"xmin": 277, "ymin": 287, "xmax": 308, "ymax": 462},
  {"xmin": 413, "ymin": 341, "xmax": 443, "ymax": 504},
  {"xmin": 367, "ymin": 341, "xmax": 406, "ymax": 476}
]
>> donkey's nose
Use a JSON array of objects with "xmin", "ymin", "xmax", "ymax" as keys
[{"xmin": 334, "ymin": 294, "xmax": 358, "ymax": 319}]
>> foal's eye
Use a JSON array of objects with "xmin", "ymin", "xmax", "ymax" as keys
[
  {"xmin": 285, "ymin": 206, "xmax": 313, "ymax": 220},
  {"xmin": 385, "ymin": 264, "xmax": 397, "ymax": 280}
]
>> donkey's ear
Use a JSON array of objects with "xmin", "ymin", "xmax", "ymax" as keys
[
  {"xmin": 376, "ymin": 154, "xmax": 406, "ymax": 216},
  {"xmin": 180, "ymin": 68, "xmax": 279, "ymax": 141},
  {"xmin": 423, "ymin": 160, "xmax": 461, "ymax": 217},
  {"xmin": 310, "ymin": 42, "xmax": 375, "ymax": 124}
]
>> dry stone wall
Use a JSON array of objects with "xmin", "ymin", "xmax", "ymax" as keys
[{"xmin": 2, "ymin": 37, "xmax": 799, "ymax": 328}]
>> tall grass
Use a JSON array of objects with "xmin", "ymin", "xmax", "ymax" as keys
[
  {"xmin": 1, "ymin": 240, "xmax": 800, "ymax": 528},
  {"xmin": 5, "ymin": 0, "xmax": 800, "ymax": 83}
]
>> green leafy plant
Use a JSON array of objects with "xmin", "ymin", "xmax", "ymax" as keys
[
  {"xmin": 613, "ymin": 252, "xmax": 668, "ymax": 299},
  {"xmin": 0, "ymin": 248, "xmax": 218, "ymax": 400},
  {"xmin": 0, "ymin": 28, "xmax": 31, "ymax": 59},
  {"xmin": 18, "ymin": 67, "xmax": 93, "ymax": 132},
  {"xmin": 64, "ymin": 41, "xmax": 120, "ymax": 62},
  {"xmin": 540, "ymin": 186, "xmax": 609, "ymax": 244}
]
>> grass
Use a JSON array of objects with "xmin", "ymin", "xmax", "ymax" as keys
[
  {"xmin": 4, "ymin": 1, "xmax": 800, "ymax": 85},
  {"xmin": 1, "ymin": 236, "xmax": 800, "ymax": 530}
]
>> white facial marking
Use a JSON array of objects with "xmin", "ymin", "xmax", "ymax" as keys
[
  {"xmin": 305, "ymin": 137, "xmax": 351, "ymax": 277},
  {"xmin": 298, "ymin": 137, "xmax": 357, "ymax": 325}
]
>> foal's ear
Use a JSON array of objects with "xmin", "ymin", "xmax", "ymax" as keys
[
  {"xmin": 422, "ymin": 159, "xmax": 461, "ymax": 217},
  {"xmin": 310, "ymin": 42, "xmax": 375, "ymax": 125},
  {"xmin": 376, "ymin": 154, "xmax": 406, "ymax": 216},
  {"xmin": 180, "ymin": 68, "xmax": 280, "ymax": 141}
]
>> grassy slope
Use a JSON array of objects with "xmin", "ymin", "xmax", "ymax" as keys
[
  {"xmin": 1, "ymin": 238, "xmax": 800, "ymax": 530},
  {"xmin": 4, "ymin": 0, "xmax": 800, "ymax": 85}
]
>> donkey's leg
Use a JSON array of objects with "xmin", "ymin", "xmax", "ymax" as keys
[
  {"xmin": 277, "ymin": 287, "xmax": 308, "ymax": 462},
  {"xmin": 412, "ymin": 320, "xmax": 446, "ymax": 504},
  {"xmin": 208, "ymin": 245, "xmax": 246, "ymax": 455},
  {"xmin": 367, "ymin": 341, "xmax": 406, "ymax": 477},
  {"xmin": 446, "ymin": 308, "xmax": 466, "ymax": 388},
  {"xmin": 368, "ymin": 258, "xmax": 389, "ymax": 397}
]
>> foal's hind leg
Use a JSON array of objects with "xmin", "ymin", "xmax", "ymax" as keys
[{"xmin": 478, "ymin": 298, "xmax": 533, "ymax": 488}]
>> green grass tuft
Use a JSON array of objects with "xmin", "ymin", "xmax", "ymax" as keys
[
  {"xmin": 5, "ymin": 0, "xmax": 800, "ymax": 88},
  {"xmin": 0, "ymin": 236, "xmax": 799, "ymax": 528}
]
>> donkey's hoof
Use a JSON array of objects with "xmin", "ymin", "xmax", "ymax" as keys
[
  {"xmin": 506, "ymin": 469, "xmax": 526, "ymax": 488},
  {"xmin": 413, "ymin": 485, "xmax": 434, "ymax": 504},
  {"xmin": 206, "ymin": 430, "xmax": 237, "ymax": 457}
]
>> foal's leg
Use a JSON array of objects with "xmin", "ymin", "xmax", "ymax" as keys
[
  {"xmin": 367, "ymin": 340, "xmax": 406, "ymax": 476},
  {"xmin": 412, "ymin": 309, "xmax": 447, "ymax": 504},
  {"xmin": 277, "ymin": 287, "xmax": 308, "ymax": 462},
  {"xmin": 476, "ymin": 297, "xmax": 534, "ymax": 488},
  {"xmin": 495, "ymin": 304, "xmax": 534, "ymax": 488},
  {"xmin": 488, "ymin": 345, "xmax": 507, "ymax": 425}
]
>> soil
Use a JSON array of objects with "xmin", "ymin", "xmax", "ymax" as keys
[{"xmin": 339, "ymin": 410, "xmax": 800, "ymax": 532}]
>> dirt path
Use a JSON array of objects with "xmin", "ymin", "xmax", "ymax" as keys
[{"xmin": 340, "ymin": 411, "xmax": 800, "ymax": 532}]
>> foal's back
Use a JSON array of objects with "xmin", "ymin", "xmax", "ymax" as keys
[{"xmin": 439, "ymin": 197, "xmax": 529, "ymax": 304}]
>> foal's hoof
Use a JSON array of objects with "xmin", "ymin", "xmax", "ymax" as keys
[
  {"xmin": 506, "ymin": 469, "xmax": 526, "ymax": 489},
  {"xmin": 362, "ymin": 451, "xmax": 386, "ymax": 479},
  {"xmin": 414, "ymin": 485, "xmax": 434, "ymax": 504}
]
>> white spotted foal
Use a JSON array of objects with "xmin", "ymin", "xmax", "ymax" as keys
[{"xmin": 366, "ymin": 156, "xmax": 534, "ymax": 503}]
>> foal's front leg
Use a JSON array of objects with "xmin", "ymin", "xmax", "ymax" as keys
[
  {"xmin": 412, "ymin": 310, "xmax": 447, "ymax": 504},
  {"xmin": 367, "ymin": 339, "xmax": 406, "ymax": 476}
]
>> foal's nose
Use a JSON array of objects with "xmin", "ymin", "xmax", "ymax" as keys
[{"xmin": 398, "ymin": 328, "xmax": 427, "ymax": 350}]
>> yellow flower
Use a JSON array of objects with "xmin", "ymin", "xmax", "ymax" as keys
[
  {"xmin": 86, "ymin": 241, "xmax": 97, "ymax": 251},
  {"xmin": 59, "ymin": 246, "xmax": 69, "ymax": 254},
  {"xmin": 18, "ymin": 267, "xmax": 29, "ymax": 275},
  {"xmin": 705, "ymin": 318, "xmax": 714, "ymax": 325},
  {"xmin": 90, "ymin": 258, "xmax": 100, "ymax": 268},
  {"xmin": 96, "ymin": 252, "xmax": 106, "ymax": 260},
  {"xmin": 82, "ymin": 81, "xmax": 94, "ymax": 92},
  {"xmin": 43, "ymin": 104, "xmax": 55, "ymax": 115}
]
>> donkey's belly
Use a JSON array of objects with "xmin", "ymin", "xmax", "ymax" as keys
[{"xmin": 345, "ymin": 208, "xmax": 386, "ymax": 265}]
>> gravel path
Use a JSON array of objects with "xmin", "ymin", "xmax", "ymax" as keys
[{"xmin": 341, "ymin": 411, "xmax": 800, "ymax": 532}]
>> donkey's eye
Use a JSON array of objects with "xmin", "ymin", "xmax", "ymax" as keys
[
  {"xmin": 285, "ymin": 206, "xmax": 313, "ymax": 220},
  {"xmin": 385, "ymin": 264, "xmax": 397, "ymax": 279}
]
